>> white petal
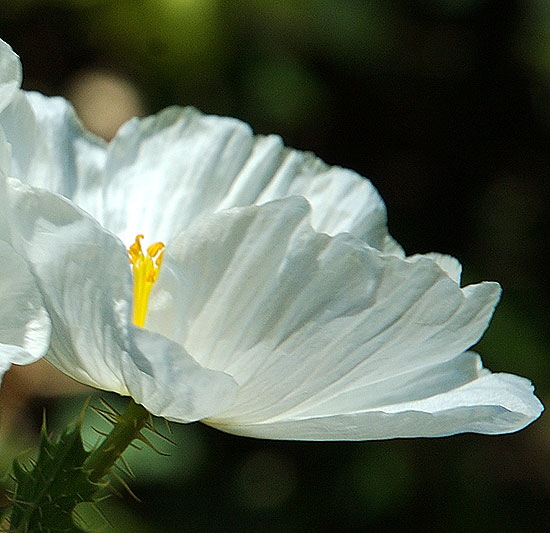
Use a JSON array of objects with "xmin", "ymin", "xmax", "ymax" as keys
[
  {"xmin": 146, "ymin": 197, "xmax": 525, "ymax": 438},
  {"xmin": 6, "ymin": 178, "xmax": 133, "ymax": 393},
  {"xmin": 0, "ymin": 240, "xmax": 50, "ymax": 369},
  {"xmin": 0, "ymin": 124, "xmax": 12, "ymax": 176},
  {"xmin": 5, "ymin": 177, "xmax": 238, "ymax": 420},
  {"xmin": 0, "ymin": 39, "xmax": 21, "ymax": 113},
  {"xmin": 0, "ymin": 148, "xmax": 51, "ymax": 376},
  {"xmin": 126, "ymin": 328, "xmax": 237, "ymax": 422},
  {"xmin": 0, "ymin": 91, "xmax": 107, "ymax": 216},
  {"xmin": 0, "ymin": 134, "xmax": 13, "ymax": 238},
  {"xmin": 2, "ymin": 98, "xmax": 397, "ymax": 250},
  {"xmin": 97, "ymin": 106, "xmax": 395, "ymax": 250},
  {"xmin": 424, "ymin": 252, "xmax": 462, "ymax": 283},
  {"xmin": 206, "ymin": 373, "xmax": 542, "ymax": 440},
  {"xmin": 253, "ymin": 159, "xmax": 401, "ymax": 253},
  {"xmin": 280, "ymin": 351, "xmax": 490, "ymax": 416}
]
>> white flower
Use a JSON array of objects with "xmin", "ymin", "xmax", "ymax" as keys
[{"xmin": 0, "ymin": 39, "xmax": 543, "ymax": 439}]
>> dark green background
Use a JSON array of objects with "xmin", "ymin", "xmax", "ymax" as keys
[{"xmin": 1, "ymin": 1, "xmax": 548, "ymax": 531}]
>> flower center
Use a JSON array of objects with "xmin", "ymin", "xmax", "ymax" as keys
[{"xmin": 128, "ymin": 235, "xmax": 165, "ymax": 327}]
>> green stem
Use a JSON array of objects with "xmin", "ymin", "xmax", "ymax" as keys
[{"xmin": 83, "ymin": 399, "xmax": 151, "ymax": 482}]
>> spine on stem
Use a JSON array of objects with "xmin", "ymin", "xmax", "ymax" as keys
[{"xmin": 6, "ymin": 399, "xmax": 152, "ymax": 532}]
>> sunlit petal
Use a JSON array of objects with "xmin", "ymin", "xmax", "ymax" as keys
[{"xmin": 6, "ymin": 100, "xmax": 397, "ymax": 251}]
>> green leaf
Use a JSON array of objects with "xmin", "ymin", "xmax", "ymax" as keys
[{"xmin": 8, "ymin": 418, "xmax": 102, "ymax": 532}]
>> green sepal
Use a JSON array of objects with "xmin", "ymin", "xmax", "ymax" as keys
[{"xmin": 8, "ymin": 417, "xmax": 102, "ymax": 532}]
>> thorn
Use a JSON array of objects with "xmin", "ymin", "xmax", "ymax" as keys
[
  {"xmin": 114, "ymin": 454, "xmax": 135, "ymax": 479},
  {"xmin": 90, "ymin": 427, "xmax": 110, "ymax": 437},
  {"xmin": 109, "ymin": 470, "xmax": 141, "ymax": 503},
  {"xmin": 135, "ymin": 432, "xmax": 171, "ymax": 457}
]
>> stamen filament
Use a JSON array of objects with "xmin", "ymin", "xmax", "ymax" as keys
[{"xmin": 128, "ymin": 235, "xmax": 165, "ymax": 327}]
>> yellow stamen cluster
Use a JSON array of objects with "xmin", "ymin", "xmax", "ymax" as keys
[{"xmin": 128, "ymin": 235, "xmax": 165, "ymax": 327}]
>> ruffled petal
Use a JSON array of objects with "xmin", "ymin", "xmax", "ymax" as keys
[
  {"xmin": 2, "ymin": 93, "xmax": 398, "ymax": 251},
  {"xmin": 96, "ymin": 106, "xmax": 395, "ymax": 250},
  {"xmin": 0, "ymin": 240, "xmax": 51, "ymax": 371},
  {"xmin": 0, "ymin": 39, "xmax": 21, "ymax": 113},
  {"xmin": 424, "ymin": 252, "xmax": 462, "ymax": 283},
  {"xmin": 144, "ymin": 197, "xmax": 535, "ymax": 438}
]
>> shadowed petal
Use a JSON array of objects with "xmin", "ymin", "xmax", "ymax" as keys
[
  {"xmin": 126, "ymin": 328, "xmax": 237, "ymax": 422},
  {"xmin": 6, "ymin": 177, "xmax": 134, "ymax": 393},
  {"xmin": 0, "ymin": 133, "xmax": 51, "ymax": 380},
  {"xmin": 0, "ymin": 91, "xmax": 106, "ymax": 216},
  {"xmin": 0, "ymin": 241, "xmax": 50, "ymax": 373}
]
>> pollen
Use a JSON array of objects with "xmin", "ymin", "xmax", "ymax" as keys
[{"xmin": 128, "ymin": 234, "xmax": 165, "ymax": 327}]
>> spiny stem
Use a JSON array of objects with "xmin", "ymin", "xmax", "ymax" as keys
[{"xmin": 83, "ymin": 399, "xmax": 151, "ymax": 483}]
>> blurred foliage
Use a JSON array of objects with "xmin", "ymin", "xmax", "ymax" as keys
[{"xmin": 1, "ymin": 0, "xmax": 549, "ymax": 531}]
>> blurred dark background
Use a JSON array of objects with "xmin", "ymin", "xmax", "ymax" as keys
[{"xmin": 0, "ymin": 1, "xmax": 548, "ymax": 531}]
